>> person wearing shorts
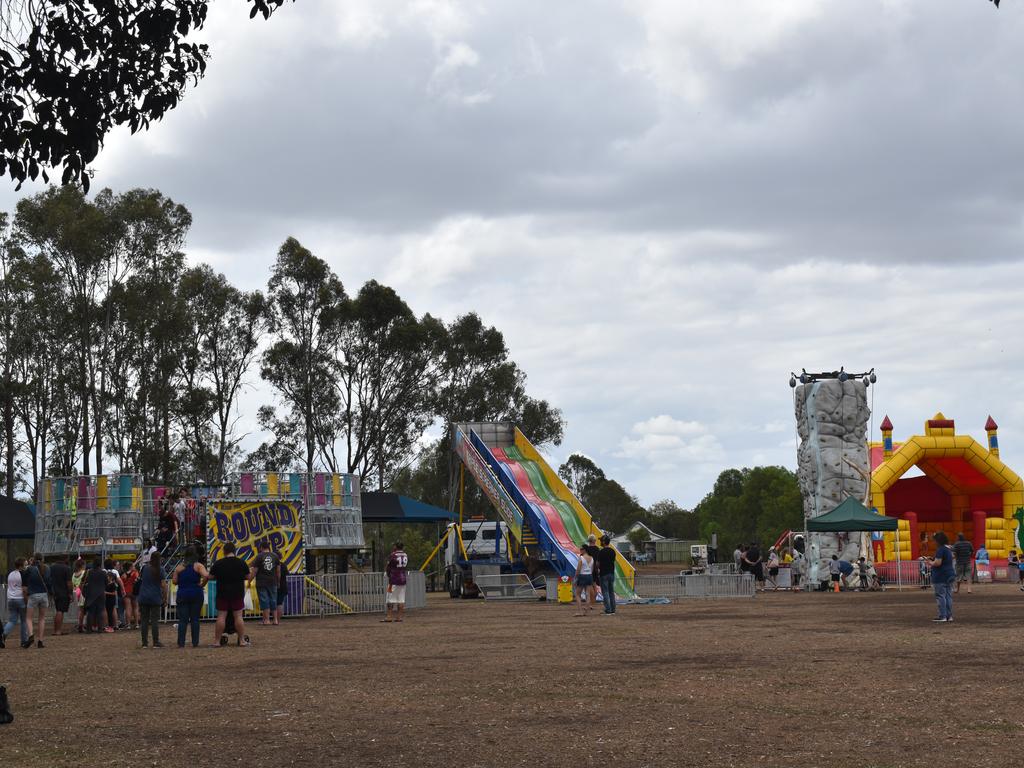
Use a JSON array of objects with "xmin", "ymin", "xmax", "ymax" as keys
[
  {"xmin": 574, "ymin": 543, "xmax": 596, "ymax": 616},
  {"xmin": 743, "ymin": 543, "xmax": 765, "ymax": 591},
  {"xmin": 384, "ymin": 541, "xmax": 408, "ymax": 623},
  {"xmin": 250, "ymin": 541, "xmax": 280, "ymax": 626},
  {"xmin": 789, "ymin": 553, "xmax": 803, "ymax": 592},
  {"xmin": 952, "ymin": 534, "xmax": 973, "ymax": 595},
  {"xmin": 209, "ymin": 541, "xmax": 251, "ymax": 646},
  {"xmin": 583, "ymin": 534, "xmax": 601, "ymax": 607},
  {"xmin": 828, "ymin": 555, "xmax": 841, "ymax": 591},
  {"xmin": 24, "ymin": 553, "xmax": 50, "ymax": 649},
  {"xmin": 48, "ymin": 554, "xmax": 72, "ymax": 636}
]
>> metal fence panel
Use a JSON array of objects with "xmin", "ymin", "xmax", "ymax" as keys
[
  {"xmin": 152, "ymin": 570, "xmax": 426, "ymax": 623},
  {"xmin": 406, "ymin": 571, "xmax": 426, "ymax": 609},
  {"xmin": 635, "ymin": 573, "xmax": 755, "ymax": 599}
]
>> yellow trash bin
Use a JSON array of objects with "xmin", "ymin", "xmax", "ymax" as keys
[{"xmin": 556, "ymin": 576, "xmax": 574, "ymax": 604}]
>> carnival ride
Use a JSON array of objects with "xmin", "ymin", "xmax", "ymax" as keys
[
  {"xmin": 34, "ymin": 471, "xmax": 364, "ymax": 565},
  {"xmin": 447, "ymin": 422, "xmax": 636, "ymax": 597},
  {"xmin": 34, "ymin": 470, "xmax": 367, "ymax": 617}
]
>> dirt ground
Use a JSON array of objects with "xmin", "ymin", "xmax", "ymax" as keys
[{"xmin": 2, "ymin": 584, "xmax": 1023, "ymax": 768}]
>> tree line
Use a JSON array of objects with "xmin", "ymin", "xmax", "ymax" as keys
[
  {"xmin": 0, "ymin": 185, "xmax": 564, "ymax": 502},
  {"xmin": 557, "ymin": 453, "xmax": 803, "ymax": 548},
  {"xmin": 0, "ymin": 184, "xmax": 802, "ymax": 549}
]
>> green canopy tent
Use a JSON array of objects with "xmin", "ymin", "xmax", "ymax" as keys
[
  {"xmin": 806, "ymin": 496, "xmax": 902, "ymax": 589},
  {"xmin": 807, "ymin": 497, "xmax": 898, "ymax": 532}
]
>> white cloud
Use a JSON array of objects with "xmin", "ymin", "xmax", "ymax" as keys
[
  {"xmin": 616, "ymin": 416, "xmax": 726, "ymax": 472},
  {"xmin": 428, "ymin": 42, "xmax": 493, "ymax": 105}
]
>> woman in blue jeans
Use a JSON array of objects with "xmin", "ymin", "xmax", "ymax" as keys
[
  {"xmin": 172, "ymin": 545, "xmax": 209, "ymax": 647},
  {"xmin": 3, "ymin": 558, "xmax": 28, "ymax": 647}
]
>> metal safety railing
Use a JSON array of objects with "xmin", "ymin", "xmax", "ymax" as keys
[
  {"xmin": 473, "ymin": 573, "xmax": 544, "ymax": 601},
  {"xmin": 152, "ymin": 570, "xmax": 424, "ymax": 621},
  {"xmin": 0, "ymin": 571, "xmax": 427, "ymax": 627},
  {"xmin": 634, "ymin": 573, "xmax": 756, "ymax": 600}
]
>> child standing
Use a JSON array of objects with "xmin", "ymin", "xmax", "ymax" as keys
[
  {"xmin": 828, "ymin": 554, "xmax": 841, "ymax": 592},
  {"xmin": 103, "ymin": 564, "xmax": 119, "ymax": 632},
  {"xmin": 857, "ymin": 557, "xmax": 869, "ymax": 591},
  {"xmin": 765, "ymin": 548, "xmax": 781, "ymax": 591}
]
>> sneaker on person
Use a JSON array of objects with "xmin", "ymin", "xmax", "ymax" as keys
[{"xmin": 103, "ymin": 627, "xmax": 115, "ymax": 633}]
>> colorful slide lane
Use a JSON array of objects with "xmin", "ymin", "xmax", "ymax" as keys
[
  {"xmin": 492, "ymin": 448, "xmax": 579, "ymax": 567},
  {"xmin": 489, "ymin": 443, "xmax": 635, "ymax": 598}
]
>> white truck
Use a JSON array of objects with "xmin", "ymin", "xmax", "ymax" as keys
[{"xmin": 443, "ymin": 520, "xmax": 510, "ymax": 598}]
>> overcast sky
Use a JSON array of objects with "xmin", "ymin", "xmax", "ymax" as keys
[{"xmin": 5, "ymin": 0, "xmax": 1024, "ymax": 508}]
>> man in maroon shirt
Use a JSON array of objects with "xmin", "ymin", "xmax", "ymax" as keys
[{"xmin": 383, "ymin": 541, "xmax": 408, "ymax": 623}]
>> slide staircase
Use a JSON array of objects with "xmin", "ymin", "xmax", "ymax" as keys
[{"xmin": 453, "ymin": 422, "xmax": 635, "ymax": 597}]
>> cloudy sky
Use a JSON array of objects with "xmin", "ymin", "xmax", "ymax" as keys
[{"xmin": 5, "ymin": 0, "xmax": 1024, "ymax": 507}]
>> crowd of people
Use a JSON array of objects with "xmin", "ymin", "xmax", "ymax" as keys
[
  {"xmin": 734, "ymin": 542, "xmax": 797, "ymax": 591},
  {"xmin": 154, "ymin": 488, "xmax": 209, "ymax": 557},
  {"xmin": 730, "ymin": 530, "xmax": 989, "ymax": 623},
  {"xmin": 1, "ymin": 537, "xmax": 296, "ymax": 649}
]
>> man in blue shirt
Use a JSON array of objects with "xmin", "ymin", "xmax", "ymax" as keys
[{"xmin": 930, "ymin": 532, "xmax": 956, "ymax": 622}]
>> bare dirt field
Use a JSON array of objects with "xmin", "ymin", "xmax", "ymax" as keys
[{"xmin": 2, "ymin": 584, "xmax": 1022, "ymax": 768}]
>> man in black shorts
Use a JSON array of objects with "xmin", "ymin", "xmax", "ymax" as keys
[
  {"xmin": 48, "ymin": 554, "xmax": 73, "ymax": 636},
  {"xmin": 209, "ymin": 541, "xmax": 252, "ymax": 647},
  {"xmin": 743, "ymin": 542, "xmax": 764, "ymax": 590}
]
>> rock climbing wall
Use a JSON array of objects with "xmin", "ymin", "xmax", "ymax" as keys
[
  {"xmin": 795, "ymin": 378, "xmax": 870, "ymax": 517},
  {"xmin": 794, "ymin": 378, "xmax": 870, "ymax": 571}
]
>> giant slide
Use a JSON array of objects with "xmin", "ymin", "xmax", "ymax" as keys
[{"xmin": 454, "ymin": 423, "xmax": 635, "ymax": 598}]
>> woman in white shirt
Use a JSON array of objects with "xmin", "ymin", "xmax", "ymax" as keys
[
  {"xmin": 2, "ymin": 558, "xmax": 28, "ymax": 647},
  {"xmin": 574, "ymin": 544, "xmax": 596, "ymax": 617}
]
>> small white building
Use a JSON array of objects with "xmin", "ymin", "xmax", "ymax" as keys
[{"xmin": 610, "ymin": 521, "xmax": 666, "ymax": 557}]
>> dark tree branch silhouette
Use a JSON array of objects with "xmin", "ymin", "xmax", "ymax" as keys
[{"xmin": 0, "ymin": 0, "xmax": 292, "ymax": 191}]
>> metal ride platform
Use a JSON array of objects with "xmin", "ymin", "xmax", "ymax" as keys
[
  {"xmin": 35, "ymin": 474, "xmax": 151, "ymax": 558},
  {"xmin": 34, "ymin": 470, "xmax": 366, "ymax": 560},
  {"xmin": 228, "ymin": 471, "xmax": 364, "ymax": 550}
]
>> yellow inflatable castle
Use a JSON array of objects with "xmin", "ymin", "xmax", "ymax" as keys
[{"xmin": 870, "ymin": 413, "xmax": 1024, "ymax": 565}]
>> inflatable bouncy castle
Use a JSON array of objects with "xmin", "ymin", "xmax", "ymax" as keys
[{"xmin": 870, "ymin": 413, "xmax": 1023, "ymax": 571}]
